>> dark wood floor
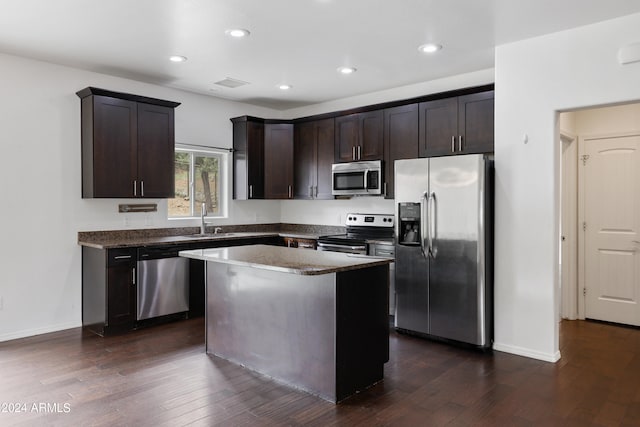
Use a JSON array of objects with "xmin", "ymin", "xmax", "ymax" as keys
[{"xmin": 1, "ymin": 319, "xmax": 639, "ymax": 426}]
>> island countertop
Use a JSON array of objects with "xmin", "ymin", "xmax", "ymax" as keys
[{"xmin": 179, "ymin": 244, "xmax": 392, "ymax": 276}]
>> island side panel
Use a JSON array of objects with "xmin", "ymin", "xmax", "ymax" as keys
[
  {"xmin": 206, "ymin": 262, "xmax": 337, "ymax": 401},
  {"xmin": 335, "ymin": 264, "xmax": 389, "ymax": 402}
]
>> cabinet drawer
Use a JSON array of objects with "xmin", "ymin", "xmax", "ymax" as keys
[{"xmin": 107, "ymin": 248, "xmax": 136, "ymax": 267}]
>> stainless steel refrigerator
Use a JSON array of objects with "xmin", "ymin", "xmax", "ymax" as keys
[{"xmin": 394, "ymin": 154, "xmax": 493, "ymax": 348}]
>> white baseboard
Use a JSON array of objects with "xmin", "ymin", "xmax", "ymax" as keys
[
  {"xmin": 0, "ymin": 321, "xmax": 81, "ymax": 343},
  {"xmin": 493, "ymin": 342, "xmax": 561, "ymax": 363}
]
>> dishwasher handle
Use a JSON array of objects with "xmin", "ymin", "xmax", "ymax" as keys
[{"xmin": 137, "ymin": 246, "xmax": 185, "ymax": 260}]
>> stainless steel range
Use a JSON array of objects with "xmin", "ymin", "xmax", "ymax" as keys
[
  {"xmin": 317, "ymin": 213, "xmax": 394, "ymax": 254},
  {"xmin": 318, "ymin": 213, "xmax": 396, "ymax": 315}
]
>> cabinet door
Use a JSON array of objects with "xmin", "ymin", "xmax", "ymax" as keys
[
  {"xmin": 137, "ymin": 103, "xmax": 175, "ymax": 197},
  {"xmin": 419, "ymin": 97, "xmax": 458, "ymax": 157},
  {"xmin": 359, "ymin": 110, "xmax": 384, "ymax": 161},
  {"xmin": 233, "ymin": 119, "xmax": 265, "ymax": 199},
  {"xmin": 314, "ymin": 118, "xmax": 335, "ymax": 199},
  {"xmin": 89, "ymin": 96, "xmax": 137, "ymax": 197},
  {"xmin": 106, "ymin": 249, "xmax": 136, "ymax": 327},
  {"xmin": 294, "ymin": 121, "xmax": 316, "ymax": 199},
  {"xmin": 264, "ymin": 123, "xmax": 294, "ymax": 199},
  {"xmin": 458, "ymin": 91, "xmax": 494, "ymax": 154},
  {"xmin": 246, "ymin": 121, "xmax": 265, "ymax": 199},
  {"xmin": 295, "ymin": 118, "xmax": 335, "ymax": 200},
  {"xmin": 384, "ymin": 104, "xmax": 419, "ymax": 199},
  {"xmin": 334, "ymin": 114, "xmax": 360, "ymax": 162}
]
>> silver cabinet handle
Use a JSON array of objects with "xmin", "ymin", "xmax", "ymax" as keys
[
  {"xmin": 141, "ymin": 180, "xmax": 144, "ymax": 197},
  {"xmin": 314, "ymin": 186, "xmax": 318, "ymax": 197},
  {"xmin": 249, "ymin": 184, "xmax": 253, "ymax": 198},
  {"xmin": 132, "ymin": 268, "xmax": 136, "ymax": 285},
  {"xmin": 458, "ymin": 135, "xmax": 463, "ymax": 152},
  {"xmin": 133, "ymin": 180, "xmax": 137, "ymax": 196},
  {"xmin": 309, "ymin": 186, "xmax": 313, "ymax": 198},
  {"xmin": 114, "ymin": 255, "xmax": 132, "ymax": 260},
  {"xmin": 352, "ymin": 146, "xmax": 356, "ymax": 160},
  {"xmin": 357, "ymin": 145, "xmax": 362, "ymax": 160},
  {"xmin": 383, "ymin": 182, "xmax": 387, "ymax": 197},
  {"xmin": 451, "ymin": 136, "xmax": 456, "ymax": 153},
  {"xmin": 288, "ymin": 185, "xmax": 292, "ymax": 199}
]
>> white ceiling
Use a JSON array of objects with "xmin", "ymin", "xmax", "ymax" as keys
[{"xmin": 2, "ymin": 0, "xmax": 640, "ymax": 110}]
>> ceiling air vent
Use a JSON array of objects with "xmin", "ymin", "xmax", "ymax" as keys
[{"xmin": 213, "ymin": 78, "xmax": 250, "ymax": 88}]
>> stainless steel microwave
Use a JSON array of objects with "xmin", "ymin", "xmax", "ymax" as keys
[{"xmin": 332, "ymin": 160, "xmax": 383, "ymax": 196}]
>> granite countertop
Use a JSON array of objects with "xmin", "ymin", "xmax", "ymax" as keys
[
  {"xmin": 78, "ymin": 231, "xmax": 281, "ymax": 249},
  {"xmin": 179, "ymin": 244, "xmax": 392, "ymax": 276},
  {"xmin": 77, "ymin": 224, "xmax": 345, "ymax": 249}
]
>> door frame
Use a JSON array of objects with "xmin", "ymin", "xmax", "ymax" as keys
[
  {"xmin": 560, "ymin": 132, "xmax": 578, "ymax": 320},
  {"xmin": 577, "ymin": 130, "xmax": 640, "ymax": 320}
]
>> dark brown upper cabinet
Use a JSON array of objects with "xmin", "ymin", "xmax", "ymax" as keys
[
  {"xmin": 334, "ymin": 110, "xmax": 383, "ymax": 162},
  {"xmin": 419, "ymin": 91, "xmax": 494, "ymax": 157},
  {"xmin": 294, "ymin": 118, "xmax": 335, "ymax": 200},
  {"xmin": 77, "ymin": 87, "xmax": 179, "ymax": 198},
  {"xmin": 383, "ymin": 104, "xmax": 419, "ymax": 199},
  {"xmin": 232, "ymin": 116, "xmax": 265, "ymax": 200},
  {"xmin": 264, "ymin": 123, "xmax": 294, "ymax": 199}
]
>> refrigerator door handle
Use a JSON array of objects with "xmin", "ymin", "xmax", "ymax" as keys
[
  {"xmin": 428, "ymin": 192, "xmax": 437, "ymax": 258},
  {"xmin": 420, "ymin": 190, "xmax": 429, "ymax": 258}
]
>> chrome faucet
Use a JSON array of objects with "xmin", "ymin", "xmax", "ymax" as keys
[
  {"xmin": 214, "ymin": 227, "xmax": 223, "ymax": 234},
  {"xmin": 200, "ymin": 203, "xmax": 208, "ymax": 234}
]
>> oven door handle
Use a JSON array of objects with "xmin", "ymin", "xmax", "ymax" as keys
[{"xmin": 317, "ymin": 242, "xmax": 367, "ymax": 252}]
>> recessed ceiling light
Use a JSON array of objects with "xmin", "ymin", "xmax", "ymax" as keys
[
  {"xmin": 418, "ymin": 43, "xmax": 442, "ymax": 54},
  {"xmin": 225, "ymin": 29, "xmax": 250, "ymax": 38},
  {"xmin": 337, "ymin": 66, "xmax": 357, "ymax": 75},
  {"xmin": 278, "ymin": 84, "xmax": 292, "ymax": 90},
  {"xmin": 169, "ymin": 55, "xmax": 187, "ymax": 63}
]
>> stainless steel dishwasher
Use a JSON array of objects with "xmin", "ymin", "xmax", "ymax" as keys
[{"xmin": 137, "ymin": 246, "xmax": 189, "ymax": 320}]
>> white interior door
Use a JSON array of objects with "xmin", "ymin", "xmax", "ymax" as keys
[{"xmin": 584, "ymin": 134, "xmax": 640, "ymax": 326}]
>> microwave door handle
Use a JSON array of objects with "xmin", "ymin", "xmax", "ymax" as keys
[{"xmin": 364, "ymin": 169, "xmax": 369, "ymax": 192}]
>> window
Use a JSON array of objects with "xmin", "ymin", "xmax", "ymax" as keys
[{"xmin": 169, "ymin": 147, "xmax": 227, "ymax": 218}]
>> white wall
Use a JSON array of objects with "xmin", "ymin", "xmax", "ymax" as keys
[
  {"xmin": 284, "ymin": 69, "xmax": 495, "ymax": 119},
  {"xmin": 494, "ymin": 12, "xmax": 640, "ymax": 361},
  {"xmin": 0, "ymin": 52, "xmax": 283, "ymax": 341}
]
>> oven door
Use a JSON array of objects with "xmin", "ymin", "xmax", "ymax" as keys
[{"xmin": 317, "ymin": 241, "xmax": 367, "ymax": 254}]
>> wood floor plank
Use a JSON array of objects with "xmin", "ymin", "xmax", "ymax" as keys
[{"xmin": 2, "ymin": 318, "xmax": 640, "ymax": 426}]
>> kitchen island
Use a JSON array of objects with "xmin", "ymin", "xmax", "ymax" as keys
[{"xmin": 179, "ymin": 245, "xmax": 391, "ymax": 403}]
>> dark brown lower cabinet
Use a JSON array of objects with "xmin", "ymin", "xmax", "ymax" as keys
[
  {"xmin": 83, "ymin": 247, "xmax": 137, "ymax": 336},
  {"xmin": 82, "ymin": 236, "xmax": 284, "ymax": 336}
]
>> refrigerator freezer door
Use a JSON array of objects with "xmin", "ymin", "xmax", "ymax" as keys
[
  {"xmin": 394, "ymin": 244, "xmax": 429, "ymax": 334},
  {"xmin": 428, "ymin": 154, "xmax": 488, "ymax": 346},
  {"xmin": 393, "ymin": 158, "xmax": 429, "ymax": 204},
  {"xmin": 394, "ymin": 158, "xmax": 430, "ymax": 334}
]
